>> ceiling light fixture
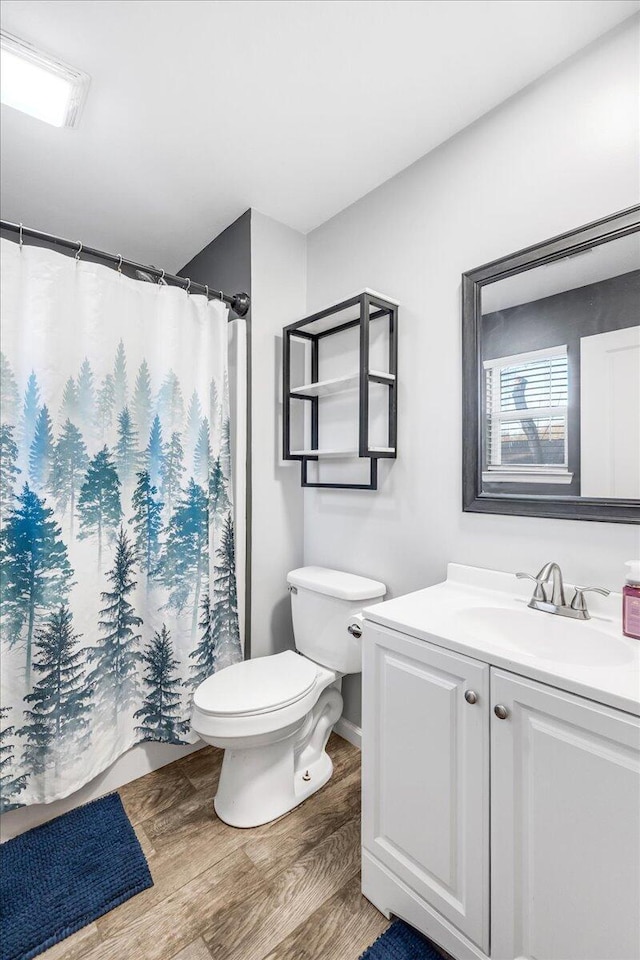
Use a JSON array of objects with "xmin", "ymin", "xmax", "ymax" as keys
[{"xmin": 0, "ymin": 31, "xmax": 90, "ymax": 128}]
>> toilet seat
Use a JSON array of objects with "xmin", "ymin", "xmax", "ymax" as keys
[
  {"xmin": 194, "ymin": 650, "xmax": 318, "ymax": 717},
  {"xmin": 189, "ymin": 564, "xmax": 384, "ymax": 828}
]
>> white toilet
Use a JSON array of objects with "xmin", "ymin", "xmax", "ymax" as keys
[{"xmin": 191, "ymin": 565, "xmax": 385, "ymax": 828}]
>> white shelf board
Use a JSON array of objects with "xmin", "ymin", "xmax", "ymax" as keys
[
  {"xmin": 290, "ymin": 374, "xmax": 358, "ymax": 397},
  {"xmin": 290, "ymin": 447, "xmax": 396, "ymax": 458},
  {"xmin": 290, "ymin": 370, "xmax": 395, "ymax": 398},
  {"xmin": 290, "ymin": 448, "xmax": 359, "ymax": 458}
]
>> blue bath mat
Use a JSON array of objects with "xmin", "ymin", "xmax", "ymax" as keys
[
  {"xmin": 0, "ymin": 792, "xmax": 153, "ymax": 960},
  {"xmin": 360, "ymin": 920, "xmax": 443, "ymax": 959}
]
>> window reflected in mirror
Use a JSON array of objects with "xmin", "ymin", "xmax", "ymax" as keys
[{"xmin": 479, "ymin": 231, "xmax": 640, "ymax": 501}]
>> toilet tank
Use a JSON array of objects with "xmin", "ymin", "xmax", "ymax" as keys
[{"xmin": 287, "ymin": 566, "xmax": 386, "ymax": 673}]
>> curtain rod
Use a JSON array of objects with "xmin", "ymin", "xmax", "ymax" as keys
[{"xmin": 0, "ymin": 219, "xmax": 251, "ymax": 318}]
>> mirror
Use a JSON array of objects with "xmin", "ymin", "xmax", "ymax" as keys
[{"xmin": 462, "ymin": 206, "xmax": 640, "ymax": 523}]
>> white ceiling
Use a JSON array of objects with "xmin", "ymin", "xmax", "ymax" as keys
[{"xmin": 1, "ymin": 0, "xmax": 638, "ymax": 272}]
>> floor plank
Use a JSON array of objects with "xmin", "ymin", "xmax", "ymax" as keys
[
  {"xmin": 202, "ymin": 818, "xmax": 362, "ymax": 960},
  {"xmin": 99, "ymin": 734, "xmax": 359, "ymax": 941},
  {"xmin": 134, "ymin": 821, "xmax": 157, "ymax": 860},
  {"xmin": 172, "ymin": 745, "xmax": 224, "ymax": 793},
  {"xmin": 97, "ymin": 802, "xmax": 248, "ymax": 939},
  {"xmin": 169, "ymin": 937, "xmax": 214, "ymax": 960},
  {"xmin": 119, "ymin": 760, "xmax": 197, "ymax": 826},
  {"xmin": 263, "ymin": 873, "xmax": 391, "ymax": 960},
  {"xmin": 39, "ymin": 923, "xmax": 102, "ymax": 960},
  {"xmin": 141, "ymin": 782, "xmax": 218, "ymax": 851},
  {"xmin": 89, "ymin": 849, "xmax": 267, "ymax": 960},
  {"xmin": 243, "ymin": 765, "xmax": 361, "ymax": 881},
  {"xmin": 39, "ymin": 734, "xmax": 391, "ymax": 960}
]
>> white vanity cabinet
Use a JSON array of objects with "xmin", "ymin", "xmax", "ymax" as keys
[
  {"xmin": 361, "ymin": 624, "xmax": 491, "ymax": 953},
  {"xmin": 490, "ymin": 669, "xmax": 640, "ymax": 960},
  {"xmin": 362, "ymin": 621, "xmax": 640, "ymax": 960}
]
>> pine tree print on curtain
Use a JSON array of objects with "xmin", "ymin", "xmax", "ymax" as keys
[
  {"xmin": 29, "ymin": 405, "xmax": 54, "ymax": 489},
  {"xmin": 0, "ymin": 484, "xmax": 74, "ymax": 688},
  {"xmin": 188, "ymin": 593, "xmax": 216, "ymax": 689},
  {"xmin": 212, "ymin": 514, "xmax": 241, "ymax": 670},
  {"xmin": 19, "ymin": 372, "xmax": 41, "ymax": 470},
  {"xmin": 130, "ymin": 470, "xmax": 163, "ymax": 578},
  {"xmin": 87, "ymin": 526, "xmax": 142, "ymax": 730},
  {"xmin": 159, "ymin": 478, "xmax": 209, "ymax": 642},
  {"xmin": 0, "ymin": 353, "xmax": 20, "ymax": 424},
  {"xmin": 49, "ymin": 420, "xmax": 89, "ymax": 541},
  {"xmin": 77, "ymin": 447, "xmax": 123, "ymax": 567},
  {"xmin": 0, "ymin": 238, "xmax": 242, "ymax": 807},
  {"xmin": 19, "ymin": 606, "xmax": 92, "ymax": 797},
  {"xmin": 0, "ymin": 707, "xmax": 28, "ymax": 812},
  {"xmin": 0, "ymin": 424, "xmax": 21, "ymax": 524},
  {"xmin": 135, "ymin": 625, "xmax": 188, "ymax": 743}
]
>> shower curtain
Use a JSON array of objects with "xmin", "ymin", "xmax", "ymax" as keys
[{"xmin": 0, "ymin": 239, "xmax": 242, "ymax": 809}]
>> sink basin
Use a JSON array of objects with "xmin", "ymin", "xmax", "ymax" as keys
[
  {"xmin": 456, "ymin": 607, "xmax": 634, "ymax": 667},
  {"xmin": 363, "ymin": 564, "xmax": 639, "ymax": 716}
]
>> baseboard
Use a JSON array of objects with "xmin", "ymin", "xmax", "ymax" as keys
[{"xmin": 334, "ymin": 716, "xmax": 362, "ymax": 750}]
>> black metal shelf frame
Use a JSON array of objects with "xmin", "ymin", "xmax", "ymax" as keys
[{"xmin": 283, "ymin": 291, "xmax": 398, "ymax": 490}]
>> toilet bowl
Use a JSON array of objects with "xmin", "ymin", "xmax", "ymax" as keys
[{"xmin": 191, "ymin": 566, "xmax": 385, "ymax": 828}]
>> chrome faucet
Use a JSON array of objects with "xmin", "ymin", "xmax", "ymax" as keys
[{"xmin": 516, "ymin": 562, "xmax": 610, "ymax": 621}]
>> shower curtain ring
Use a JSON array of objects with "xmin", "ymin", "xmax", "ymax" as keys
[
  {"xmin": 204, "ymin": 284, "xmax": 209, "ymax": 300},
  {"xmin": 117, "ymin": 255, "xmax": 123, "ymax": 275},
  {"xmin": 185, "ymin": 278, "xmax": 191, "ymax": 295},
  {"xmin": 75, "ymin": 241, "xmax": 83, "ymax": 262},
  {"xmin": 159, "ymin": 269, "xmax": 166, "ymax": 286},
  {"xmin": 19, "ymin": 223, "xmax": 24, "ymax": 250}
]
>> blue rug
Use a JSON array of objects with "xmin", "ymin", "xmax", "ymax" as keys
[
  {"xmin": 360, "ymin": 920, "xmax": 444, "ymax": 959},
  {"xmin": 0, "ymin": 792, "xmax": 153, "ymax": 960}
]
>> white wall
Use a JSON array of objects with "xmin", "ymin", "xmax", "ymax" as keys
[
  {"xmin": 303, "ymin": 20, "xmax": 640, "ymax": 725},
  {"xmin": 250, "ymin": 212, "xmax": 307, "ymax": 657}
]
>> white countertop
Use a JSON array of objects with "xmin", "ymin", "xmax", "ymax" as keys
[{"xmin": 363, "ymin": 563, "xmax": 640, "ymax": 717}]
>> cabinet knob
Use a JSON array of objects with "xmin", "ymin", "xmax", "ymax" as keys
[
  {"xmin": 494, "ymin": 704, "xmax": 509, "ymax": 720},
  {"xmin": 464, "ymin": 690, "xmax": 478, "ymax": 704}
]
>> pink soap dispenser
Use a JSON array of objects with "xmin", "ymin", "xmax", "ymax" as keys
[{"xmin": 623, "ymin": 560, "xmax": 640, "ymax": 640}]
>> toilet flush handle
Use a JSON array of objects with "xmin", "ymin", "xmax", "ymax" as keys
[{"xmin": 347, "ymin": 623, "xmax": 362, "ymax": 638}]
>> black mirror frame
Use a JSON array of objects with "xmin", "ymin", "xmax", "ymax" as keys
[{"xmin": 462, "ymin": 205, "xmax": 640, "ymax": 524}]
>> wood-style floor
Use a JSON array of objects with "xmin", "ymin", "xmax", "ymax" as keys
[{"xmin": 41, "ymin": 734, "xmax": 391, "ymax": 960}]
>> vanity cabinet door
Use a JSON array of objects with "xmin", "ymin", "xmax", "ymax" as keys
[
  {"xmin": 362, "ymin": 624, "xmax": 490, "ymax": 952},
  {"xmin": 491, "ymin": 669, "xmax": 640, "ymax": 960}
]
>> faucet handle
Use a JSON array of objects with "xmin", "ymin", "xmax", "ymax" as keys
[
  {"xmin": 516, "ymin": 571, "xmax": 547, "ymax": 602},
  {"xmin": 570, "ymin": 585, "xmax": 610, "ymax": 615}
]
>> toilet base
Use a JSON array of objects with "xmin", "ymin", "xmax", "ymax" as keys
[
  {"xmin": 213, "ymin": 685, "xmax": 344, "ymax": 828},
  {"xmin": 214, "ymin": 744, "xmax": 334, "ymax": 828}
]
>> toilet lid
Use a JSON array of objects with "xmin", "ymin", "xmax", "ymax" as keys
[{"xmin": 193, "ymin": 650, "xmax": 318, "ymax": 717}]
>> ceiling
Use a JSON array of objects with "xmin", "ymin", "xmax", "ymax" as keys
[{"xmin": 1, "ymin": 0, "xmax": 638, "ymax": 272}]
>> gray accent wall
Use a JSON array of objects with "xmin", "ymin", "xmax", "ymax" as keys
[{"xmin": 179, "ymin": 211, "xmax": 252, "ymax": 315}]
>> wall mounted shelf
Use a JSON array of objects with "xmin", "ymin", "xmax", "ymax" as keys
[{"xmin": 283, "ymin": 290, "xmax": 398, "ymax": 490}]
